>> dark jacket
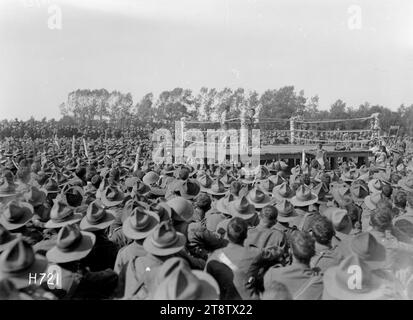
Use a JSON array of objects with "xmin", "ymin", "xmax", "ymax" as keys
[
  {"xmin": 187, "ymin": 219, "xmax": 228, "ymax": 260},
  {"xmin": 113, "ymin": 240, "xmax": 147, "ymax": 297},
  {"xmin": 206, "ymin": 243, "xmax": 260, "ymax": 300},
  {"xmin": 45, "ymin": 266, "xmax": 118, "ymax": 300},
  {"xmin": 264, "ymin": 261, "xmax": 323, "ymax": 300},
  {"xmin": 82, "ymin": 231, "xmax": 119, "ymax": 272},
  {"xmin": 332, "ymin": 231, "xmax": 354, "ymax": 259},
  {"xmin": 310, "ymin": 243, "xmax": 342, "ymax": 273},
  {"xmin": 245, "ymin": 223, "xmax": 287, "ymax": 252}
]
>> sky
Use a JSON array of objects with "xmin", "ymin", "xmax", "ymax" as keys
[{"xmin": 0, "ymin": 0, "xmax": 413, "ymax": 120}]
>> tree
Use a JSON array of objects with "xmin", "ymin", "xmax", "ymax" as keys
[
  {"xmin": 259, "ymin": 86, "xmax": 307, "ymax": 129},
  {"xmin": 59, "ymin": 103, "xmax": 68, "ymax": 116},
  {"xmin": 303, "ymin": 95, "xmax": 319, "ymax": 119},
  {"xmin": 154, "ymin": 88, "xmax": 196, "ymax": 125},
  {"xmin": 135, "ymin": 93, "xmax": 154, "ymax": 122},
  {"xmin": 397, "ymin": 104, "xmax": 413, "ymax": 136},
  {"xmin": 52, "ymin": 86, "xmax": 412, "ymax": 136},
  {"xmin": 107, "ymin": 90, "xmax": 122, "ymax": 124},
  {"xmin": 329, "ymin": 99, "xmax": 347, "ymax": 119},
  {"xmin": 95, "ymin": 89, "xmax": 110, "ymax": 121}
]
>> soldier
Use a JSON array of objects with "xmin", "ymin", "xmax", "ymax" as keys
[
  {"xmin": 123, "ymin": 221, "xmax": 198, "ymax": 299},
  {"xmin": 309, "ymin": 215, "xmax": 342, "ymax": 273},
  {"xmin": 263, "ymin": 230, "xmax": 323, "ymax": 300},
  {"xmin": 0, "ymin": 238, "xmax": 56, "ymax": 300},
  {"xmin": 206, "ymin": 217, "xmax": 261, "ymax": 300},
  {"xmin": 244, "ymin": 205, "xmax": 287, "ymax": 253},
  {"xmin": 45, "ymin": 224, "xmax": 118, "ymax": 299}
]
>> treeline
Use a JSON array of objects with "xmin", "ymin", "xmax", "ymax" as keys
[{"xmin": 2, "ymin": 86, "xmax": 412, "ymax": 135}]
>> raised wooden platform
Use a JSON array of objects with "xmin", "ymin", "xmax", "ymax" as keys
[{"xmin": 259, "ymin": 144, "xmax": 372, "ymax": 168}]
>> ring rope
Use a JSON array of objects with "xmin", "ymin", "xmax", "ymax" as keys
[
  {"xmin": 295, "ymin": 137, "xmax": 371, "ymax": 143},
  {"xmin": 295, "ymin": 116, "xmax": 372, "ymax": 124},
  {"xmin": 294, "ymin": 129, "xmax": 373, "ymax": 133}
]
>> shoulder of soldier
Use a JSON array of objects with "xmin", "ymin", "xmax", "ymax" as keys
[
  {"xmin": 117, "ymin": 242, "xmax": 133, "ymax": 256},
  {"xmin": 188, "ymin": 220, "xmax": 204, "ymax": 231},
  {"xmin": 206, "ymin": 247, "xmax": 224, "ymax": 263},
  {"xmin": 264, "ymin": 263, "xmax": 284, "ymax": 282}
]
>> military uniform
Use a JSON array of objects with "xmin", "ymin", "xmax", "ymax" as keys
[
  {"xmin": 18, "ymin": 285, "xmax": 57, "ymax": 300},
  {"xmin": 206, "ymin": 243, "xmax": 260, "ymax": 300},
  {"xmin": 113, "ymin": 241, "xmax": 148, "ymax": 298},
  {"xmin": 114, "ymin": 241, "xmax": 146, "ymax": 274},
  {"xmin": 172, "ymin": 220, "xmax": 189, "ymax": 237},
  {"xmin": 331, "ymin": 231, "xmax": 354, "ymax": 259},
  {"xmin": 108, "ymin": 208, "xmax": 133, "ymax": 249},
  {"xmin": 45, "ymin": 266, "xmax": 118, "ymax": 300},
  {"xmin": 264, "ymin": 261, "xmax": 323, "ymax": 300},
  {"xmin": 124, "ymin": 249, "xmax": 205, "ymax": 299},
  {"xmin": 187, "ymin": 219, "xmax": 228, "ymax": 260},
  {"xmin": 272, "ymin": 221, "xmax": 297, "ymax": 243},
  {"xmin": 82, "ymin": 231, "xmax": 119, "ymax": 272},
  {"xmin": 17, "ymin": 224, "xmax": 44, "ymax": 246},
  {"xmin": 369, "ymin": 230, "xmax": 413, "ymax": 271},
  {"xmin": 123, "ymin": 254, "xmax": 165, "ymax": 299},
  {"xmin": 33, "ymin": 232, "xmax": 58, "ymax": 255},
  {"xmin": 294, "ymin": 208, "xmax": 318, "ymax": 232},
  {"xmin": 244, "ymin": 223, "xmax": 287, "ymax": 252},
  {"xmin": 310, "ymin": 243, "xmax": 342, "ymax": 273}
]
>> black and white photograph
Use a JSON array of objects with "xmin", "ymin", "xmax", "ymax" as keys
[{"xmin": 1, "ymin": 0, "xmax": 413, "ymax": 305}]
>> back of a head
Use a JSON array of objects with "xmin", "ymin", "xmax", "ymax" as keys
[
  {"xmin": 394, "ymin": 190, "xmax": 407, "ymax": 209},
  {"xmin": 227, "ymin": 217, "xmax": 248, "ymax": 245},
  {"xmin": 390, "ymin": 173, "xmax": 402, "ymax": 186},
  {"xmin": 345, "ymin": 203, "xmax": 362, "ymax": 227},
  {"xmin": 260, "ymin": 205, "xmax": 278, "ymax": 224},
  {"xmin": 230, "ymin": 181, "xmax": 242, "ymax": 196},
  {"xmin": 290, "ymin": 230, "xmax": 315, "ymax": 265},
  {"xmin": 376, "ymin": 198, "xmax": 397, "ymax": 218},
  {"xmin": 91, "ymin": 175, "xmax": 102, "ymax": 189},
  {"xmin": 194, "ymin": 192, "xmax": 211, "ymax": 212},
  {"xmin": 310, "ymin": 215, "xmax": 335, "ymax": 246},
  {"xmin": 382, "ymin": 184, "xmax": 393, "ymax": 199},
  {"xmin": 179, "ymin": 168, "xmax": 189, "ymax": 181},
  {"xmin": 76, "ymin": 166, "xmax": 86, "ymax": 179},
  {"xmin": 261, "ymin": 281, "xmax": 292, "ymax": 300},
  {"xmin": 370, "ymin": 207, "xmax": 393, "ymax": 232}
]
